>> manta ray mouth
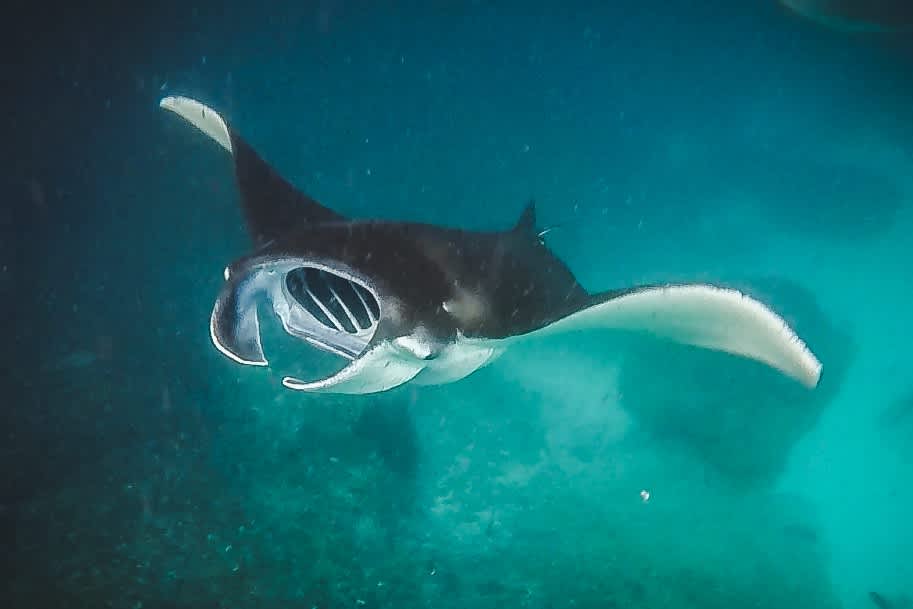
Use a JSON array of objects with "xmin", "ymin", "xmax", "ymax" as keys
[{"xmin": 210, "ymin": 258, "xmax": 382, "ymax": 371}]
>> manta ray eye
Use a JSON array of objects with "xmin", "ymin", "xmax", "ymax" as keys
[{"xmin": 285, "ymin": 267, "xmax": 379, "ymax": 334}]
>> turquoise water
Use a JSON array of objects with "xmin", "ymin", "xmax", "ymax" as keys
[{"xmin": 5, "ymin": 2, "xmax": 912, "ymax": 607}]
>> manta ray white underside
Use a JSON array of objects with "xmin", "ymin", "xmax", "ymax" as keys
[{"xmin": 161, "ymin": 95, "xmax": 823, "ymax": 395}]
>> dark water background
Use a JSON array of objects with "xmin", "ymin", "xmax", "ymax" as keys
[{"xmin": 3, "ymin": 1, "xmax": 912, "ymax": 607}]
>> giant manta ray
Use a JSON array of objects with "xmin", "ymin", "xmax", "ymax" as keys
[{"xmin": 160, "ymin": 96, "xmax": 823, "ymax": 395}]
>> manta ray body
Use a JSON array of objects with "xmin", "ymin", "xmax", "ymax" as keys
[{"xmin": 160, "ymin": 95, "xmax": 823, "ymax": 395}]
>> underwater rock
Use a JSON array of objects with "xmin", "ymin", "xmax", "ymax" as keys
[
  {"xmin": 616, "ymin": 275, "xmax": 854, "ymax": 489},
  {"xmin": 411, "ymin": 376, "xmax": 843, "ymax": 609}
]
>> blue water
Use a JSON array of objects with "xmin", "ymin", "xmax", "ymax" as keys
[{"xmin": 5, "ymin": 1, "xmax": 912, "ymax": 608}]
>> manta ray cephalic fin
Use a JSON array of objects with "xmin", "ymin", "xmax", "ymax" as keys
[{"xmin": 281, "ymin": 342, "xmax": 426, "ymax": 394}]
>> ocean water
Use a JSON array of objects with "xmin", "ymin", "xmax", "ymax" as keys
[{"xmin": 4, "ymin": 1, "xmax": 912, "ymax": 608}]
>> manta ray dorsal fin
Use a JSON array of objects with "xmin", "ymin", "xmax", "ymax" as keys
[
  {"xmin": 159, "ymin": 95, "xmax": 346, "ymax": 246},
  {"xmin": 519, "ymin": 284, "xmax": 823, "ymax": 388},
  {"xmin": 513, "ymin": 200, "xmax": 538, "ymax": 235}
]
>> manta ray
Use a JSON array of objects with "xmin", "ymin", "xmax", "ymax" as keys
[
  {"xmin": 160, "ymin": 96, "xmax": 823, "ymax": 395},
  {"xmin": 778, "ymin": 0, "xmax": 913, "ymax": 33}
]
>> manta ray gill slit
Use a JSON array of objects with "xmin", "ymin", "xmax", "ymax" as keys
[
  {"xmin": 285, "ymin": 267, "xmax": 379, "ymax": 336},
  {"xmin": 277, "ymin": 264, "xmax": 381, "ymax": 361}
]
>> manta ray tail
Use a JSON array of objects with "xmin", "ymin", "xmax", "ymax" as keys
[{"xmin": 159, "ymin": 96, "xmax": 345, "ymax": 246}]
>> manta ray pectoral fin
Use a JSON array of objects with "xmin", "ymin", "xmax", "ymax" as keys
[
  {"xmin": 210, "ymin": 269, "xmax": 269, "ymax": 367},
  {"xmin": 160, "ymin": 95, "xmax": 233, "ymax": 152},
  {"xmin": 282, "ymin": 342, "xmax": 426, "ymax": 394},
  {"xmin": 159, "ymin": 95, "xmax": 345, "ymax": 246},
  {"xmin": 526, "ymin": 284, "xmax": 823, "ymax": 388}
]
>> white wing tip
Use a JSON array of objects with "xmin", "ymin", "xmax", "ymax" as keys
[
  {"xmin": 665, "ymin": 284, "xmax": 823, "ymax": 389},
  {"xmin": 159, "ymin": 95, "xmax": 233, "ymax": 154},
  {"xmin": 725, "ymin": 285, "xmax": 822, "ymax": 388}
]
